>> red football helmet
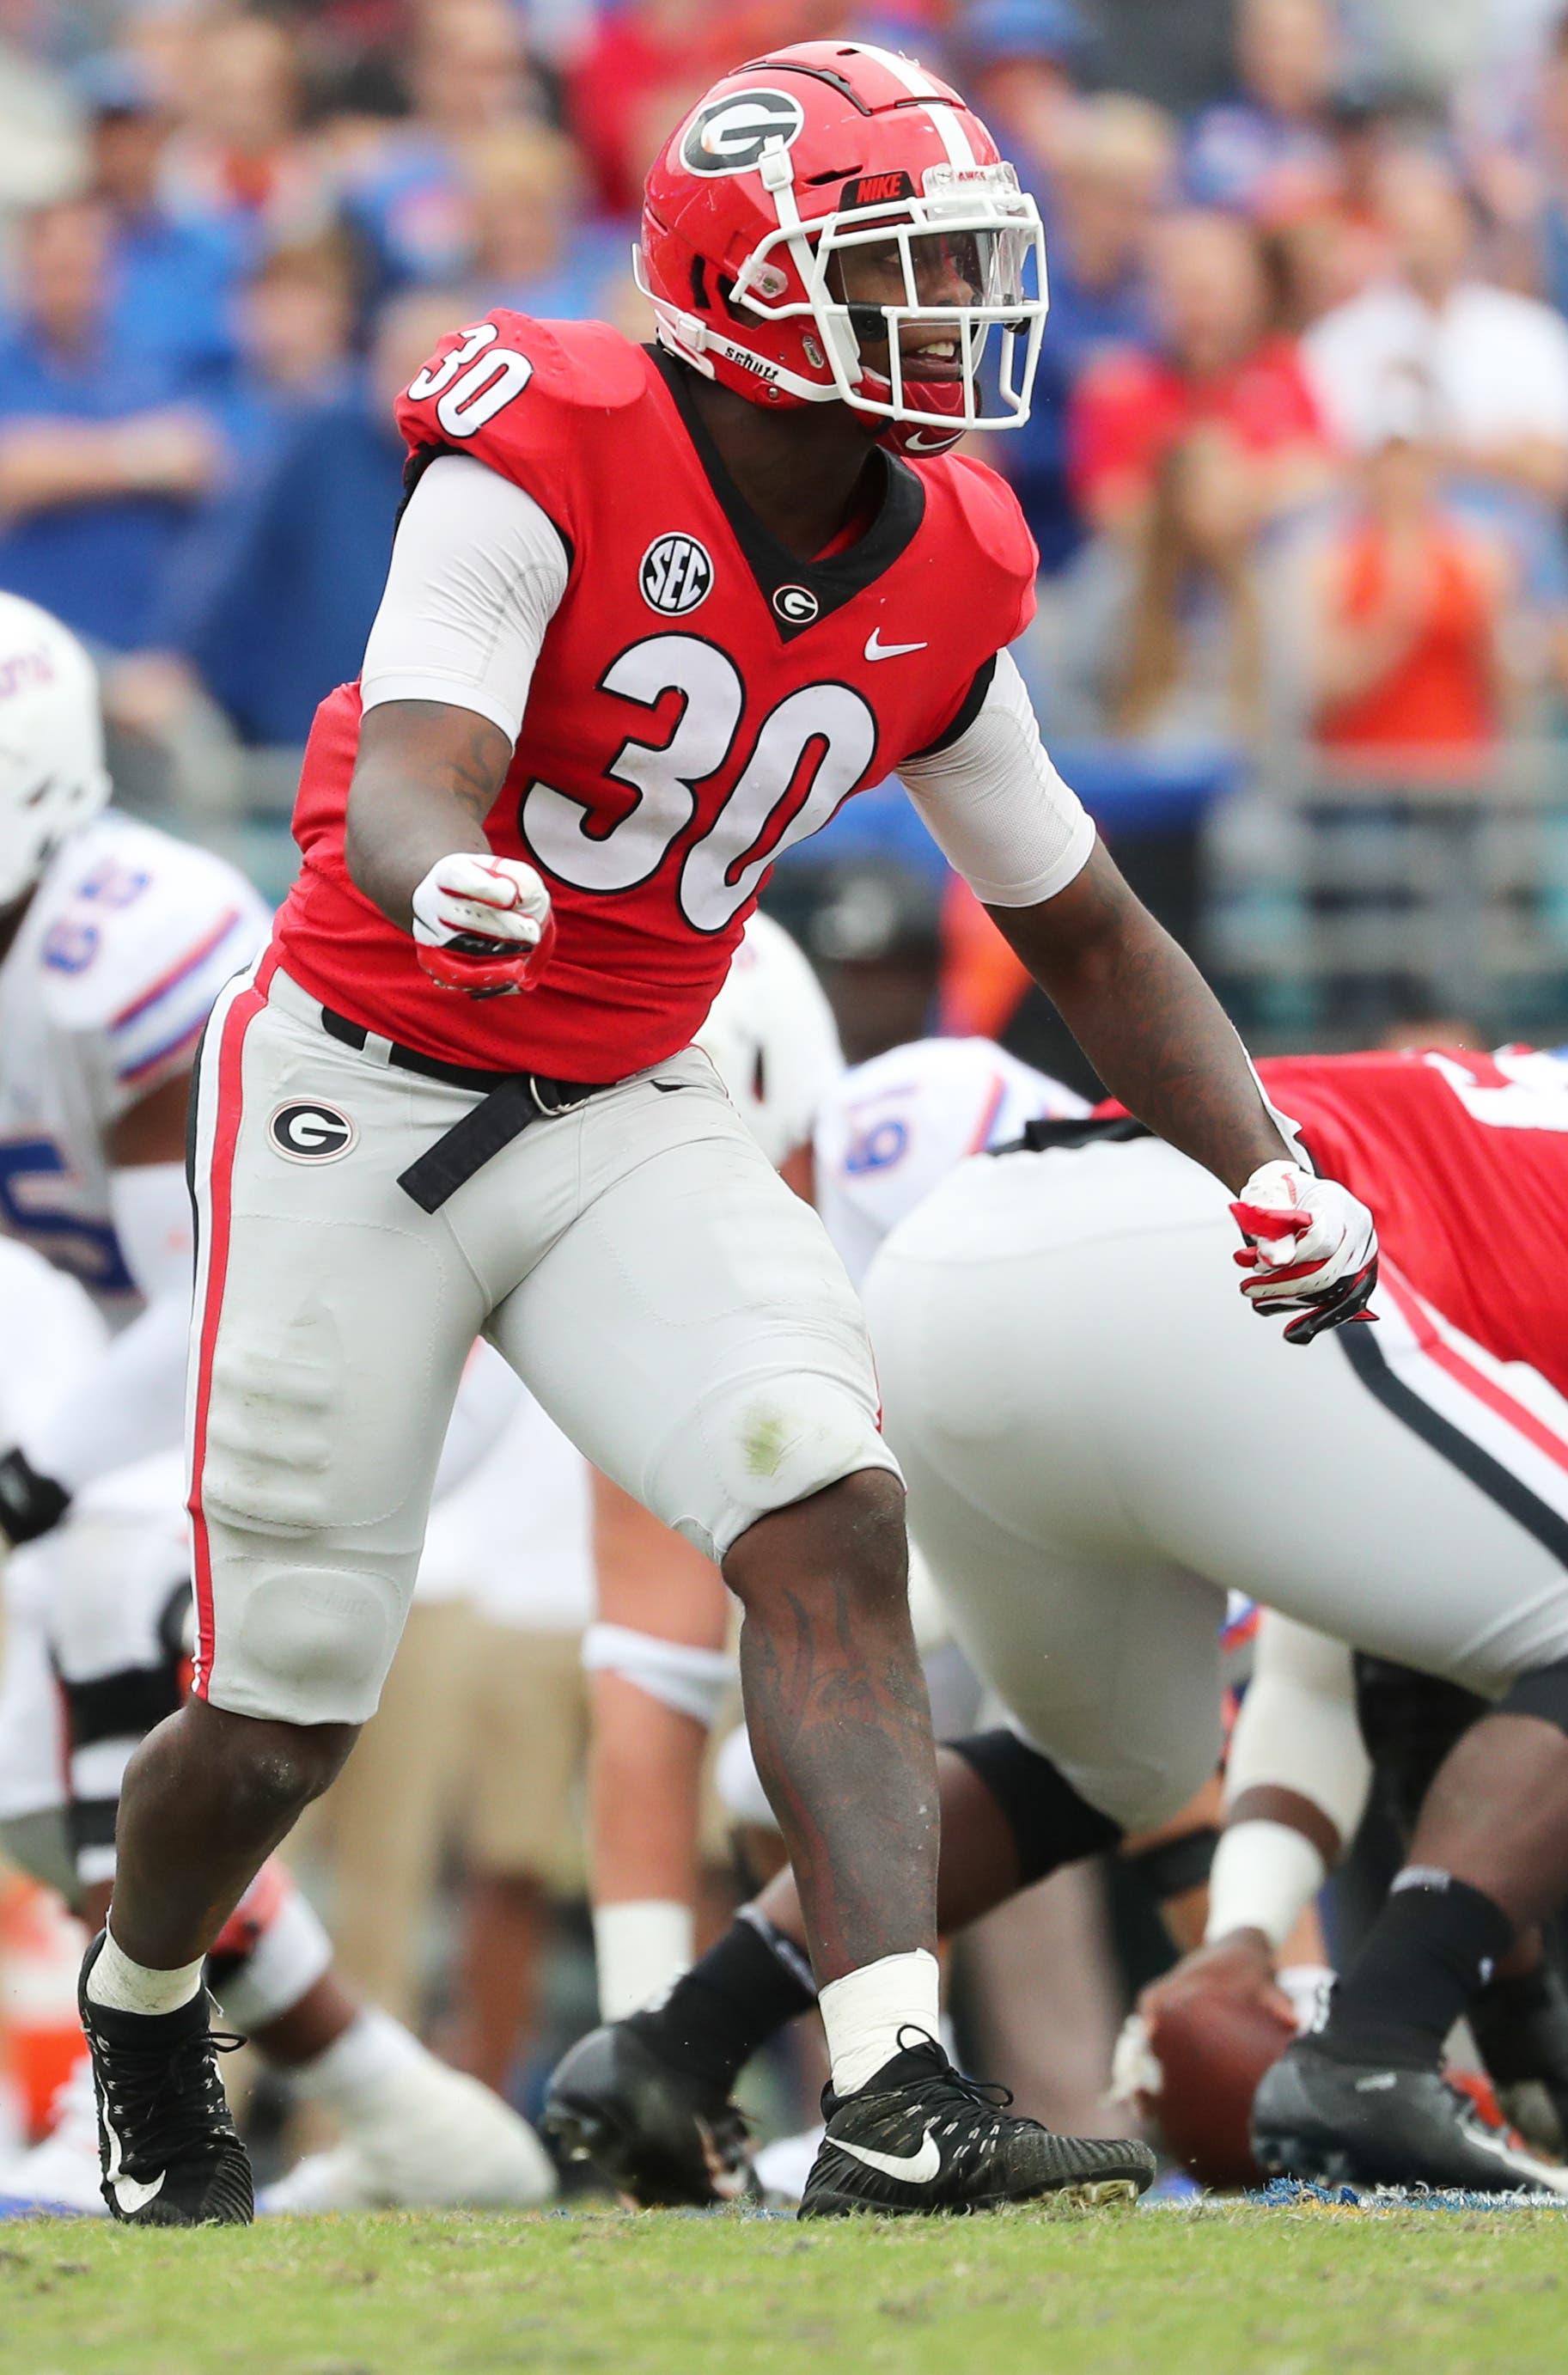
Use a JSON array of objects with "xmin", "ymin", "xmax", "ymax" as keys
[{"xmin": 638, "ymin": 40, "xmax": 1049, "ymax": 459}]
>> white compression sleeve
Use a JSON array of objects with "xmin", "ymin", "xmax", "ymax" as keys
[
  {"xmin": 359, "ymin": 452, "xmax": 569, "ymax": 742},
  {"xmin": 20, "ymin": 1163, "xmax": 192, "ymax": 1493},
  {"xmin": 1223, "ymin": 1614, "xmax": 1371, "ymax": 1844},
  {"xmin": 1205, "ymin": 1614, "xmax": 1373, "ymax": 1948},
  {"xmin": 897, "ymin": 649, "xmax": 1096, "ymax": 908}
]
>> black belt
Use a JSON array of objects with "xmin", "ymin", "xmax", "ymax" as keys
[{"xmin": 317, "ymin": 1004, "xmax": 613, "ymax": 1214}]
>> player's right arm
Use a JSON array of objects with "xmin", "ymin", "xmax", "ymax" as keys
[{"xmin": 343, "ymin": 454, "xmax": 567, "ymax": 997}]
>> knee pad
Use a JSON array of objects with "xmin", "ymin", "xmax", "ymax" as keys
[
  {"xmin": 1500, "ymin": 1654, "xmax": 1568, "ymax": 1740},
  {"xmin": 1355, "ymin": 1654, "xmax": 1489, "ymax": 1842},
  {"xmin": 208, "ymin": 1553, "xmax": 400, "ymax": 1726},
  {"xmin": 662, "ymin": 1376, "xmax": 901, "ymax": 1566},
  {"xmin": 947, "ymin": 1727, "xmax": 1123, "ymax": 1885},
  {"xmin": 582, "ymin": 1623, "xmax": 733, "ymax": 1728}
]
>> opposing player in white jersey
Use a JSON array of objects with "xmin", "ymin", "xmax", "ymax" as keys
[{"xmin": 0, "ymin": 596, "xmax": 552, "ymax": 2215}]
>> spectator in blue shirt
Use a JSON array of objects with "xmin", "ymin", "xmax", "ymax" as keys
[
  {"xmin": 464, "ymin": 120, "xmax": 631, "ymax": 320},
  {"xmin": 1001, "ymin": 95, "xmax": 1174, "ymax": 573},
  {"xmin": 340, "ymin": 0, "xmax": 545, "ymax": 298},
  {"xmin": 143, "ymin": 289, "xmax": 471, "ymax": 748},
  {"xmin": 0, "ymin": 197, "xmax": 223, "ymax": 651},
  {"xmin": 76, "ymin": 50, "xmax": 242, "ymax": 389},
  {"xmin": 1183, "ymin": 0, "xmax": 1340, "ymax": 217}
]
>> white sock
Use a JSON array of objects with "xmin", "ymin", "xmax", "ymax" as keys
[
  {"xmin": 288, "ymin": 2007, "xmax": 429, "ymax": 2127},
  {"xmin": 819, "ymin": 1949, "xmax": 942, "ymax": 2097},
  {"xmin": 594, "ymin": 1900, "xmax": 694, "ymax": 2022},
  {"xmin": 85, "ymin": 1925, "xmax": 204, "ymax": 2018}
]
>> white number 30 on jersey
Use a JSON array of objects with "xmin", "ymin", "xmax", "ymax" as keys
[{"xmin": 407, "ymin": 322, "xmax": 534, "ymax": 439}]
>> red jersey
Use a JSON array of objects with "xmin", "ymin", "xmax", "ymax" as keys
[
  {"xmin": 1258, "ymin": 1047, "xmax": 1568, "ymax": 1400},
  {"xmin": 273, "ymin": 314, "xmax": 1037, "ymax": 1080}
]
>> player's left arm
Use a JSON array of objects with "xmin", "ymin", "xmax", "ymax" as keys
[
  {"xmin": 0, "ymin": 1071, "xmax": 194, "ymax": 1549},
  {"xmin": 898, "ymin": 650, "xmax": 1377, "ymax": 1338}
]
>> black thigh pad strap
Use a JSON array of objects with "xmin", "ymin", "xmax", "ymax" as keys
[{"xmin": 946, "ymin": 1727, "xmax": 1122, "ymax": 1885}]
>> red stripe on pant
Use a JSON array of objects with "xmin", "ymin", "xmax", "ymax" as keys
[
  {"xmin": 1379, "ymin": 1265, "xmax": 1568, "ymax": 1481},
  {"xmin": 186, "ymin": 977, "xmax": 268, "ymax": 1700}
]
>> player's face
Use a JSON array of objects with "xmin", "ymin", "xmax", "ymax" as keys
[{"xmin": 833, "ymin": 227, "xmax": 990, "ymax": 381}]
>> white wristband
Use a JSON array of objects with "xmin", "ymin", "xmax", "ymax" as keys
[{"xmin": 1204, "ymin": 1818, "xmax": 1327, "ymax": 1951}]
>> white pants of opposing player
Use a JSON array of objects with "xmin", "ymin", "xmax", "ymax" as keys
[
  {"xmin": 863, "ymin": 1134, "xmax": 1568, "ymax": 1835},
  {"xmin": 186, "ymin": 963, "xmax": 894, "ymax": 1726}
]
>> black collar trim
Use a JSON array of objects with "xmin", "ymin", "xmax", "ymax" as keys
[{"xmin": 650, "ymin": 350, "xmax": 925, "ymax": 644}]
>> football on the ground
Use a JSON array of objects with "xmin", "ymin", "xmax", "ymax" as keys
[{"xmin": 1116, "ymin": 1969, "xmax": 1330, "ymax": 2190}]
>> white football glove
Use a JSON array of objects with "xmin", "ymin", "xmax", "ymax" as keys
[
  {"xmin": 1230, "ymin": 1160, "xmax": 1379, "ymax": 1346},
  {"xmin": 411, "ymin": 852, "xmax": 555, "ymax": 998}
]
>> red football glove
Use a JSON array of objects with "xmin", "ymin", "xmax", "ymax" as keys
[
  {"xmin": 1231, "ymin": 1160, "xmax": 1379, "ymax": 1346},
  {"xmin": 411, "ymin": 853, "xmax": 555, "ymax": 998}
]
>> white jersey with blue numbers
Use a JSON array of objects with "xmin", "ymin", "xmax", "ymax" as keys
[
  {"xmin": 815, "ymin": 1036, "xmax": 1090, "ymax": 1292},
  {"xmin": 0, "ymin": 812, "xmax": 270, "ymax": 1317}
]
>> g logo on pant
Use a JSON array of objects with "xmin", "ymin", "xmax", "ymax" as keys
[{"xmin": 269, "ymin": 1102, "xmax": 357, "ymax": 1163}]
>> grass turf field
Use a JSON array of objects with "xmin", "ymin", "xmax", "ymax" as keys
[{"xmin": 1, "ymin": 2201, "xmax": 1564, "ymax": 2375}]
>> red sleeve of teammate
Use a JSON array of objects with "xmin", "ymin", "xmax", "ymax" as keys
[{"xmin": 394, "ymin": 309, "xmax": 648, "ymax": 560}]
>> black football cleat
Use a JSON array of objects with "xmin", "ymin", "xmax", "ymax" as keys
[
  {"xmin": 1468, "ymin": 1964, "xmax": 1568, "ymax": 2157},
  {"xmin": 542, "ymin": 2018, "xmax": 753, "ymax": 2207},
  {"xmin": 798, "ymin": 2033, "xmax": 1155, "ymax": 2219},
  {"xmin": 1253, "ymin": 2036, "xmax": 1568, "ymax": 2196},
  {"xmin": 78, "ymin": 1932, "xmax": 253, "ymax": 2226}
]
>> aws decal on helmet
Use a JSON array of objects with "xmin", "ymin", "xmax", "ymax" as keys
[{"xmin": 638, "ymin": 40, "xmax": 1049, "ymax": 458}]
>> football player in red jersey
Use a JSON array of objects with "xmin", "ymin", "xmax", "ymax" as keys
[
  {"xmin": 82, "ymin": 42, "xmax": 1373, "ymax": 2225},
  {"xmin": 602, "ymin": 1045, "xmax": 1568, "ymax": 2201}
]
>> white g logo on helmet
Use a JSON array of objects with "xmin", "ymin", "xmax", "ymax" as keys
[
  {"xmin": 0, "ymin": 594, "xmax": 111, "ymax": 910},
  {"xmin": 680, "ymin": 89, "xmax": 805, "ymax": 176}
]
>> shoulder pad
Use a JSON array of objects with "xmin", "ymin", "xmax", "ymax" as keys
[
  {"xmin": 40, "ymin": 820, "xmax": 269, "ymax": 1077},
  {"xmin": 396, "ymin": 312, "xmax": 649, "ymax": 451},
  {"xmin": 492, "ymin": 315, "xmax": 651, "ymax": 411},
  {"xmin": 937, "ymin": 454, "xmax": 1039, "ymax": 585}
]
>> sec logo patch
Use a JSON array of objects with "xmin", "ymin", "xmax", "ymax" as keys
[
  {"xmin": 269, "ymin": 1101, "xmax": 357, "ymax": 1163},
  {"xmin": 640, "ymin": 534, "xmax": 714, "ymax": 616}
]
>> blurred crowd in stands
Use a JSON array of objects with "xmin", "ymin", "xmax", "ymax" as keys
[{"xmin": 7, "ymin": 0, "xmax": 1568, "ymax": 1027}]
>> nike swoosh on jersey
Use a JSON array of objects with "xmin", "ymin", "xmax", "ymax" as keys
[
  {"xmin": 864, "ymin": 632, "xmax": 930, "ymax": 662},
  {"xmin": 829, "ymin": 2128, "xmax": 942, "ymax": 2183}
]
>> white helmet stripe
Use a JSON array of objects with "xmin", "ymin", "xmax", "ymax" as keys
[{"xmin": 848, "ymin": 42, "xmax": 979, "ymax": 168}]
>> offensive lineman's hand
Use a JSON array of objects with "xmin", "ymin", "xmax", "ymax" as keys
[
  {"xmin": 1230, "ymin": 1161, "xmax": 1378, "ymax": 1346},
  {"xmin": 1138, "ymin": 1929, "xmax": 1296, "ymax": 2036},
  {"xmin": 411, "ymin": 852, "xmax": 556, "ymax": 998}
]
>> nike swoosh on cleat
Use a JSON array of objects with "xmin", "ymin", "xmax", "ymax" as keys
[
  {"xmin": 102, "ymin": 2096, "xmax": 167, "ymax": 2215},
  {"xmin": 110, "ymin": 2168, "xmax": 167, "ymax": 2214},
  {"xmin": 864, "ymin": 632, "xmax": 929, "ymax": 662},
  {"xmin": 829, "ymin": 2129, "xmax": 941, "ymax": 2184}
]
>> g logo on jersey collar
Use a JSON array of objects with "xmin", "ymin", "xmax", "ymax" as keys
[
  {"xmin": 772, "ymin": 583, "xmax": 820, "ymax": 626},
  {"xmin": 680, "ymin": 89, "xmax": 805, "ymax": 176},
  {"xmin": 641, "ymin": 534, "xmax": 714, "ymax": 615},
  {"xmin": 269, "ymin": 1101, "xmax": 357, "ymax": 1163}
]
